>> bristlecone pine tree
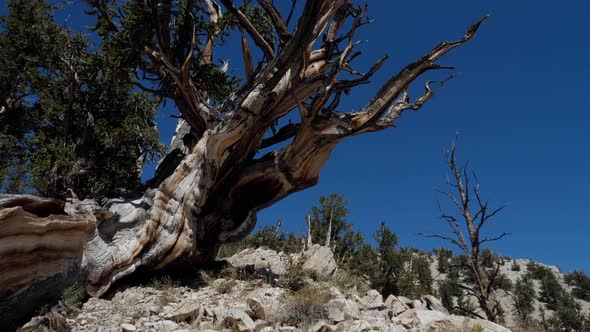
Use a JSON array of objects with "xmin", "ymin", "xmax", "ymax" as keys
[{"xmin": 0, "ymin": 0, "xmax": 487, "ymax": 325}]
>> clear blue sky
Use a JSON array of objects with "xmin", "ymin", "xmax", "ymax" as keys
[{"xmin": 9, "ymin": 1, "xmax": 588, "ymax": 273}]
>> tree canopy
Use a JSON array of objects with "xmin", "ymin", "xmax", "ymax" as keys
[{"xmin": 0, "ymin": 0, "xmax": 163, "ymax": 198}]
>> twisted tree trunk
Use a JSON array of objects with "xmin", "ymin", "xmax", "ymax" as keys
[{"xmin": 0, "ymin": 0, "xmax": 486, "ymax": 328}]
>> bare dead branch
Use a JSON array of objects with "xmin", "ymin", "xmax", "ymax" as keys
[
  {"xmin": 350, "ymin": 15, "xmax": 489, "ymax": 131},
  {"xmin": 240, "ymin": 29, "xmax": 255, "ymax": 82},
  {"xmin": 478, "ymin": 232, "xmax": 510, "ymax": 245},
  {"xmin": 452, "ymin": 304, "xmax": 487, "ymax": 321},
  {"xmin": 260, "ymin": 123, "xmax": 300, "ymax": 149},
  {"xmin": 366, "ymin": 77, "xmax": 454, "ymax": 132},
  {"xmin": 285, "ymin": 0, "xmax": 297, "ymax": 26},
  {"xmin": 202, "ymin": 0, "xmax": 223, "ymax": 65},
  {"xmin": 257, "ymin": 0, "xmax": 291, "ymax": 44},
  {"xmin": 419, "ymin": 233, "xmax": 464, "ymax": 250},
  {"xmin": 435, "ymin": 187, "xmax": 464, "ymax": 215},
  {"xmin": 181, "ymin": 13, "xmax": 197, "ymax": 78},
  {"xmin": 220, "ymin": 0, "xmax": 275, "ymax": 59},
  {"xmin": 333, "ymin": 55, "xmax": 388, "ymax": 92},
  {"xmin": 324, "ymin": 2, "xmax": 352, "ymax": 44}
]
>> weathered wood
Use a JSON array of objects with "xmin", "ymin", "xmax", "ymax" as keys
[{"xmin": 0, "ymin": 196, "xmax": 95, "ymax": 329}]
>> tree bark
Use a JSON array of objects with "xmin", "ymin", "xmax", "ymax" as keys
[
  {"xmin": 326, "ymin": 206, "xmax": 334, "ymax": 247},
  {"xmin": 0, "ymin": 1, "xmax": 487, "ymax": 327},
  {"xmin": 306, "ymin": 214, "xmax": 313, "ymax": 249}
]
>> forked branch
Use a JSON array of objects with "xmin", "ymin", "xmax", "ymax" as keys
[{"xmin": 220, "ymin": 0, "xmax": 275, "ymax": 59}]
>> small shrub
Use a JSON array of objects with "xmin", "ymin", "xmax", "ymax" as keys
[
  {"xmin": 433, "ymin": 247, "xmax": 454, "ymax": 273},
  {"xmin": 36, "ymin": 304, "xmax": 51, "ymax": 316},
  {"xmin": 146, "ymin": 275, "xmax": 177, "ymax": 290},
  {"xmin": 493, "ymin": 273, "xmax": 513, "ymax": 292},
  {"xmin": 215, "ymin": 279, "xmax": 237, "ymax": 294},
  {"xmin": 472, "ymin": 324, "xmax": 484, "ymax": 332},
  {"xmin": 200, "ymin": 266, "xmax": 242, "ymax": 294},
  {"xmin": 280, "ymin": 257, "xmax": 309, "ymax": 291},
  {"xmin": 526, "ymin": 261, "xmax": 553, "ymax": 280},
  {"xmin": 481, "ymin": 248, "xmax": 497, "ymax": 269},
  {"xmin": 62, "ymin": 282, "xmax": 85, "ymax": 310},
  {"xmin": 564, "ymin": 270, "xmax": 590, "ymax": 301},
  {"xmin": 199, "ymin": 270, "xmax": 216, "ymax": 287},
  {"xmin": 513, "ymin": 275, "xmax": 536, "ymax": 326},
  {"xmin": 329, "ymin": 269, "xmax": 371, "ymax": 295},
  {"xmin": 273, "ymin": 285, "xmax": 331, "ymax": 327},
  {"xmin": 511, "ymin": 261, "xmax": 521, "ymax": 272},
  {"xmin": 538, "ymin": 272, "xmax": 566, "ymax": 310},
  {"xmin": 217, "ymin": 239, "xmax": 248, "ymax": 259}
]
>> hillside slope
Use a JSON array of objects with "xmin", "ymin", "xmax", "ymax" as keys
[
  {"xmin": 19, "ymin": 246, "xmax": 510, "ymax": 332},
  {"xmin": 429, "ymin": 255, "xmax": 590, "ymax": 330}
]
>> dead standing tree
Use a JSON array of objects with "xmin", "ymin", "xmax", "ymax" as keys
[
  {"xmin": 422, "ymin": 143, "xmax": 508, "ymax": 323},
  {"xmin": 0, "ymin": 0, "xmax": 487, "ymax": 325}
]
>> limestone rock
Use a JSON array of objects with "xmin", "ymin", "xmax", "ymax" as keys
[
  {"xmin": 247, "ymin": 297, "xmax": 266, "ymax": 320},
  {"xmin": 395, "ymin": 309, "xmax": 447, "ymax": 328},
  {"xmin": 422, "ymin": 294, "xmax": 449, "ymax": 315},
  {"xmin": 144, "ymin": 320, "xmax": 179, "ymax": 331},
  {"xmin": 376, "ymin": 324, "xmax": 407, "ymax": 332},
  {"xmin": 226, "ymin": 248, "xmax": 288, "ymax": 275},
  {"xmin": 329, "ymin": 286, "xmax": 344, "ymax": 299},
  {"xmin": 120, "ymin": 323, "xmax": 136, "ymax": 332},
  {"xmin": 360, "ymin": 289, "xmax": 383, "ymax": 309},
  {"xmin": 383, "ymin": 295, "xmax": 409, "ymax": 315},
  {"xmin": 162, "ymin": 301, "xmax": 201, "ymax": 322},
  {"xmin": 245, "ymin": 287, "xmax": 284, "ymax": 318},
  {"xmin": 326, "ymin": 298, "xmax": 360, "ymax": 322},
  {"xmin": 223, "ymin": 308, "xmax": 256, "ymax": 331},
  {"xmin": 432, "ymin": 315, "xmax": 512, "ymax": 332},
  {"xmin": 312, "ymin": 321, "xmax": 336, "ymax": 332},
  {"xmin": 408, "ymin": 299, "xmax": 424, "ymax": 310},
  {"xmin": 19, "ymin": 311, "xmax": 69, "ymax": 332},
  {"xmin": 335, "ymin": 319, "xmax": 371, "ymax": 331},
  {"xmin": 301, "ymin": 245, "xmax": 337, "ymax": 278}
]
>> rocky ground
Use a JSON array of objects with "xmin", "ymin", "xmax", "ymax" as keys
[
  {"xmin": 430, "ymin": 257, "xmax": 590, "ymax": 328},
  {"xmin": 19, "ymin": 245, "xmax": 510, "ymax": 332}
]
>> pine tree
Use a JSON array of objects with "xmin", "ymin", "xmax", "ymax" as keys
[
  {"xmin": 513, "ymin": 274, "xmax": 536, "ymax": 326},
  {"xmin": 308, "ymin": 194, "xmax": 364, "ymax": 264},
  {"xmin": 0, "ymin": 0, "xmax": 163, "ymax": 198}
]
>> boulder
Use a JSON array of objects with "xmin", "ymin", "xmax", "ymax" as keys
[
  {"xmin": 422, "ymin": 294, "xmax": 449, "ymax": 315},
  {"xmin": 396, "ymin": 296, "xmax": 411, "ymax": 306},
  {"xmin": 326, "ymin": 298, "xmax": 360, "ymax": 322},
  {"xmin": 19, "ymin": 311, "xmax": 69, "ymax": 332},
  {"xmin": 361, "ymin": 289, "xmax": 383, "ymax": 309},
  {"xmin": 396, "ymin": 309, "xmax": 448, "ymax": 328},
  {"xmin": 376, "ymin": 324, "xmax": 407, "ymax": 332},
  {"xmin": 335, "ymin": 319, "xmax": 372, "ymax": 331},
  {"xmin": 246, "ymin": 297, "xmax": 266, "ymax": 320},
  {"xmin": 301, "ymin": 245, "xmax": 337, "ymax": 278},
  {"xmin": 222, "ymin": 308, "xmax": 256, "ymax": 331},
  {"xmin": 226, "ymin": 248, "xmax": 288, "ymax": 275},
  {"xmin": 442, "ymin": 315, "xmax": 512, "ymax": 332},
  {"xmin": 409, "ymin": 299, "xmax": 425, "ymax": 309},
  {"xmin": 246, "ymin": 287, "xmax": 284, "ymax": 318},
  {"xmin": 162, "ymin": 301, "xmax": 201, "ymax": 322},
  {"xmin": 329, "ymin": 286, "xmax": 344, "ymax": 299},
  {"xmin": 383, "ymin": 295, "xmax": 409, "ymax": 315},
  {"xmin": 312, "ymin": 321, "xmax": 337, "ymax": 332},
  {"xmin": 144, "ymin": 320, "xmax": 179, "ymax": 331},
  {"xmin": 120, "ymin": 323, "xmax": 137, "ymax": 331}
]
